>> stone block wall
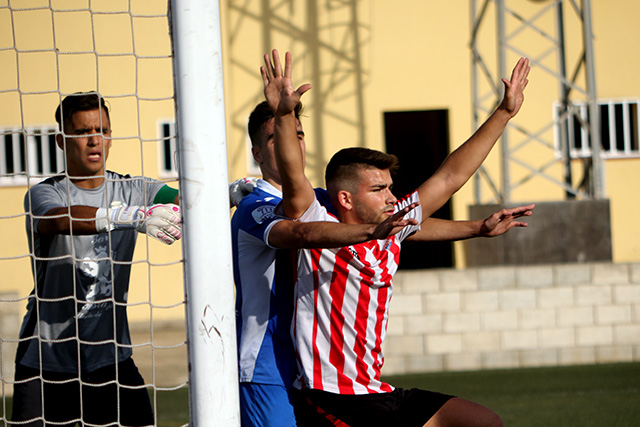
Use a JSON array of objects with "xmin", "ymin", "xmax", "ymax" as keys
[
  {"xmin": 2, "ymin": 263, "xmax": 639, "ymax": 390},
  {"xmin": 383, "ymin": 262, "xmax": 640, "ymax": 375}
]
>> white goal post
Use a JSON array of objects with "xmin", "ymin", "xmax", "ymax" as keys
[
  {"xmin": 0, "ymin": 0, "xmax": 239, "ymax": 425},
  {"xmin": 169, "ymin": 1, "xmax": 240, "ymax": 425}
]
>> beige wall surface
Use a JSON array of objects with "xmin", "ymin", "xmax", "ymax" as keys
[
  {"xmin": 1, "ymin": 1, "xmax": 640, "ymax": 324},
  {"xmin": 221, "ymin": 0, "xmax": 640, "ymax": 265},
  {"xmin": 0, "ymin": 0, "xmax": 183, "ymax": 322},
  {"xmin": 384, "ymin": 262, "xmax": 640, "ymax": 374}
]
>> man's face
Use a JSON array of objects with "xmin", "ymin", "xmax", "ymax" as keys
[
  {"xmin": 252, "ymin": 118, "xmax": 306, "ymax": 185},
  {"xmin": 57, "ymin": 108, "xmax": 112, "ymax": 180},
  {"xmin": 350, "ymin": 167, "xmax": 397, "ymax": 224}
]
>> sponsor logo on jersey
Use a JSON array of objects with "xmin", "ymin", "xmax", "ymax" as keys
[{"xmin": 251, "ymin": 204, "xmax": 276, "ymax": 224}]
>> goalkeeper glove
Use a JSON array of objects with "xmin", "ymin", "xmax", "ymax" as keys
[
  {"xmin": 229, "ymin": 177, "xmax": 258, "ymax": 207},
  {"xmin": 95, "ymin": 203, "xmax": 182, "ymax": 245}
]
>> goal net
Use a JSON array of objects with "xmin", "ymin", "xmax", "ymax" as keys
[{"xmin": 0, "ymin": 1, "xmax": 237, "ymax": 425}]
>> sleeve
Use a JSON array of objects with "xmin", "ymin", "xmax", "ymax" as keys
[
  {"xmin": 152, "ymin": 185, "xmax": 179, "ymax": 204},
  {"xmin": 24, "ymin": 182, "xmax": 65, "ymax": 234},
  {"xmin": 313, "ymin": 187, "xmax": 338, "ymax": 216},
  {"xmin": 144, "ymin": 178, "xmax": 168, "ymax": 206},
  {"xmin": 393, "ymin": 190, "xmax": 422, "ymax": 243},
  {"xmin": 236, "ymin": 197, "xmax": 286, "ymax": 250},
  {"xmin": 296, "ymin": 197, "xmax": 337, "ymax": 224},
  {"xmin": 121, "ymin": 175, "xmax": 167, "ymax": 207}
]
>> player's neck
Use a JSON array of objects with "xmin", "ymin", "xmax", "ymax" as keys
[
  {"xmin": 336, "ymin": 209, "xmax": 362, "ymax": 225},
  {"xmin": 263, "ymin": 176, "xmax": 282, "ymax": 192},
  {"xmin": 67, "ymin": 171, "xmax": 106, "ymax": 189}
]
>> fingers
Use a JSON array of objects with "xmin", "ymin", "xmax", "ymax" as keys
[
  {"xmin": 147, "ymin": 204, "xmax": 181, "ymax": 224},
  {"xmin": 284, "ymin": 51, "xmax": 292, "ymax": 79},
  {"xmin": 263, "ymin": 49, "xmax": 284, "ymax": 82},
  {"xmin": 271, "ymin": 48, "xmax": 283, "ymax": 77},
  {"xmin": 501, "ymin": 203, "xmax": 535, "ymax": 218},
  {"xmin": 297, "ymin": 83, "xmax": 313, "ymax": 96},
  {"xmin": 487, "ymin": 204, "xmax": 534, "ymax": 229},
  {"xmin": 229, "ymin": 177, "xmax": 257, "ymax": 207},
  {"xmin": 512, "ymin": 57, "xmax": 529, "ymax": 80},
  {"xmin": 263, "ymin": 53, "xmax": 274, "ymax": 81},
  {"xmin": 260, "ymin": 66, "xmax": 269, "ymax": 87},
  {"xmin": 145, "ymin": 218, "xmax": 182, "ymax": 244},
  {"xmin": 388, "ymin": 203, "xmax": 415, "ymax": 222},
  {"xmin": 262, "ymin": 49, "xmax": 312, "ymax": 96},
  {"xmin": 517, "ymin": 59, "xmax": 530, "ymax": 84},
  {"xmin": 504, "ymin": 57, "xmax": 530, "ymax": 90},
  {"xmin": 151, "ymin": 224, "xmax": 181, "ymax": 245}
]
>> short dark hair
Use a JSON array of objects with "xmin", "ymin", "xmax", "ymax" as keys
[
  {"xmin": 247, "ymin": 101, "xmax": 303, "ymax": 147},
  {"xmin": 325, "ymin": 147, "xmax": 399, "ymax": 193},
  {"xmin": 55, "ymin": 92, "xmax": 110, "ymax": 131}
]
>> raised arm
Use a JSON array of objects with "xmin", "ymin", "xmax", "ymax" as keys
[
  {"xmin": 405, "ymin": 204, "xmax": 535, "ymax": 242},
  {"xmin": 416, "ymin": 57, "xmax": 530, "ymax": 221},
  {"xmin": 261, "ymin": 49, "xmax": 313, "ymax": 219}
]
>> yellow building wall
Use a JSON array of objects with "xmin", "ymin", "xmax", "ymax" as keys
[
  {"xmin": 1, "ymin": 0, "xmax": 640, "ymax": 324},
  {"xmin": 0, "ymin": 0, "xmax": 183, "ymax": 323},
  {"xmin": 221, "ymin": 0, "xmax": 640, "ymax": 265}
]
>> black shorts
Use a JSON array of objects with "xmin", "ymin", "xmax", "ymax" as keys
[
  {"xmin": 11, "ymin": 357, "xmax": 154, "ymax": 427},
  {"xmin": 293, "ymin": 387, "xmax": 454, "ymax": 427}
]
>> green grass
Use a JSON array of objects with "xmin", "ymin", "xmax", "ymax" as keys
[
  {"xmin": 383, "ymin": 362, "xmax": 640, "ymax": 427},
  {"xmin": 153, "ymin": 389, "xmax": 190, "ymax": 426},
  {"xmin": 3, "ymin": 363, "xmax": 639, "ymax": 426}
]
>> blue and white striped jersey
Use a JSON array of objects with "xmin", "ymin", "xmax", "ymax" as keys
[{"xmin": 232, "ymin": 180, "xmax": 295, "ymax": 386}]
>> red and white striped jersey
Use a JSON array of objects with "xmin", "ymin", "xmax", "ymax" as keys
[{"xmin": 292, "ymin": 191, "xmax": 422, "ymax": 394}]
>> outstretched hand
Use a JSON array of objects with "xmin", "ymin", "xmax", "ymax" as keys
[
  {"xmin": 261, "ymin": 49, "xmax": 312, "ymax": 116},
  {"xmin": 370, "ymin": 202, "xmax": 420, "ymax": 240},
  {"xmin": 499, "ymin": 57, "xmax": 530, "ymax": 118},
  {"xmin": 479, "ymin": 203, "xmax": 535, "ymax": 237}
]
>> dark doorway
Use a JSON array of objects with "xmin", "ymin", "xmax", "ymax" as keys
[{"xmin": 384, "ymin": 109, "xmax": 453, "ymax": 269}]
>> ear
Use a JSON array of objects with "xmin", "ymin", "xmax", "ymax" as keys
[
  {"xmin": 56, "ymin": 133, "xmax": 64, "ymax": 150},
  {"xmin": 335, "ymin": 190, "xmax": 354, "ymax": 211},
  {"xmin": 251, "ymin": 145, "xmax": 262, "ymax": 164}
]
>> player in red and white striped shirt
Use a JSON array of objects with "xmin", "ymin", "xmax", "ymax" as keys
[
  {"xmin": 262, "ymin": 50, "xmax": 531, "ymax": 426},
  {"xmin": 293, "ymin": 176, "xmax": 422, "ymax": 396}
]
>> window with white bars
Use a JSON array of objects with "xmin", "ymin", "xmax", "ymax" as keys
[
  {"xmin": 158, "ymin": 119, "xmax": 261, "ymax": 178},
  {"xmin": 0, "ymin": 127, "xmax": 63, "ymax": 186},
  {"xmin": 554, "ymin": 98, "xmax": 640, "ymax": 159}
]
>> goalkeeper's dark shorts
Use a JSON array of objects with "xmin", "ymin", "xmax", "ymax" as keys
[
  {"xmin": 11, "ymin": 357, "xmax": 154, "ymax": 427},
  {"xmin": 293, "ymin": 387, "xmax": 454, "ymax": 427}
]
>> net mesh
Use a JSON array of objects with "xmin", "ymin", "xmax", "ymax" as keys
[{"xmin": 0, "ymin": 1, "xmax": 188, "ymax": 425}]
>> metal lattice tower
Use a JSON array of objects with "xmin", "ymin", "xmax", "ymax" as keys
[
  {"xmin": 226, "ymin": 0, "xmax": 369, "ymax": 185},
  {"xmin": 470, "ymin": 0, "xmax": 604, "ymax": 204}
]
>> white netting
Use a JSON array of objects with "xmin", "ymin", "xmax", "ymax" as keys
[{"xmin": 0, "ymin": 1, "xmax": 188, "ymax": 426}]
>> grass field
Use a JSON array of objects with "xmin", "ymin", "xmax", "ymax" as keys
[
  {"xmin": 4, "ymin": 362, "xmax": 639, "ymax": 426},
  {"xmin": 385, "ymin": 362, "xmax": 640, "ymax": 427}
]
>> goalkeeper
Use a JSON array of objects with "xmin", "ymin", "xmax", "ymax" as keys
[{"xmin": 12, "ymin": 92, "xmax": 181, "ymax": 427}]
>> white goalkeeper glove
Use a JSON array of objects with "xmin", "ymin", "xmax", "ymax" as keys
[
  {"xmin": 229, "ymin": 177, "xmax": 258, "ymax": 207},
  {"xmin": 138, "ymin": 204, "xmax": 182, "ymax": 245},
  {"xmin": 96, "ymin": 203, "xmax": 182, "ymax": 245}
]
